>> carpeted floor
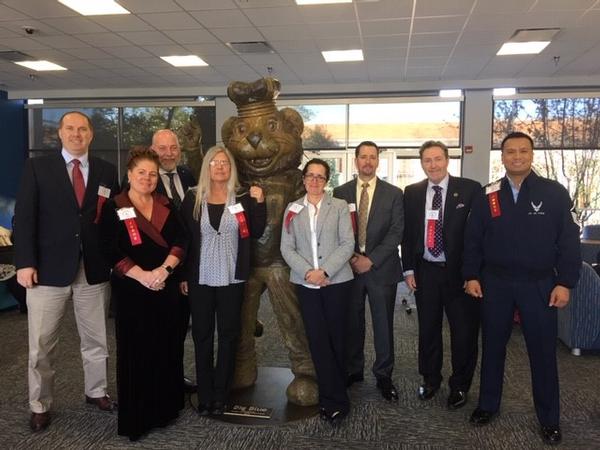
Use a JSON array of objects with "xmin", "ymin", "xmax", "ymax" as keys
[{"xmin": 1, "ymin": 291, "xmax": 599, "ymax": 449}]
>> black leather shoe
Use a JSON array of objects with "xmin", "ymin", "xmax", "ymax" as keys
[
  {"xmin": 447, "ymin": 390, "xmax": 467, "ymax": 410},
  {"xmin": 197, "ymin": 403, "xmax": 210, "ymax": 416},
  {"xmin": 417, "ymin": 383, "xmax": 439, "ymax": 400},
  {"xmin": 346, "ymin": 373, "xmax": 364, "ymax": 387},
  {"xmin": 30, "ymin": 412, "xmax": 51, "ymax": 432},
  {"xmin": 328, "ymin": 409, "xmax": 348, "ymax": 426},
  {"xmin": 210, "ymin": 401, "xmax": 225, "ymax": 416},
  {"xmin": 541, "ymin": 425, "xmax": 562, "ymax": 445},
  {"xmin": 469, "ymin": 408, "xmax": 497, "ymax": 426},
  {"xmin": 376, "ymin": 378, "xmax": 399, "ymax": 401},
  {"xmin": 183, "ymin": 376, "xmax": 197, "ymax": 393}
]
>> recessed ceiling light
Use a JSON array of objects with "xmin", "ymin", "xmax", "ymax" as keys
[
  {"xmin": 58, "ymin": 0, "xmax": 130, "ymax": 15},
  {"xmin": 497, "ymin": 41, "xmax": 550, "ymax": 55},
  {"xmin": 296, "ymin": 0, "xmax": 352, "ymax": 4},
  {"xmin": 160, "ymin": 55, "xmax": 208, "ymax": 67},
  {"xmin": 322, "ymin": 49, "xmax": 364, "ymax": 62},
  {"xmin": 27, "ymin": 99, "xmax": 44, "ymax": 105},
  {"xmin": 439, "ymin": 89, "xmax": 462, "ymax": 98},
  {"xmin": 493, "ymin": 87, "xmax": 517, "ymax": 96},
  {"xmin": 15, "ymin": 60, "xmax": 67, "ymax": 71}
]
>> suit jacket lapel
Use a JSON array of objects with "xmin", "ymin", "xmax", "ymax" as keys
[
  {"xmin": 82, "ymin": 156, "xmax": 102, "ymax": 208},
  {"xmin": 416, "ymin": 179, "xmax": 428, "ymax": 244},
  {"xmin": 367, "ymin": 178, "xmax": 382, "ymax": 225},
  {"xmin": 316, "ymin": 196, "xmax": 332, "ymax": 240},
  {"xmin": 443, "ymin": 176, "xmax": 459, "ymax": 226}
]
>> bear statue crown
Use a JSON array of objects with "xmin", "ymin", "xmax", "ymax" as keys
[{"xmin": 227, "ymin": 77, "xmax": 281, "ymax": 118}]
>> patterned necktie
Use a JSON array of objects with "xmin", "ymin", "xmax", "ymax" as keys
[
  {"xmin": 358, "ymin": 182, "xmax": 370, "ymax": 249},
  {"xmin": 430, "ymin": 185, "xmax": 444, "ymax": 257},
  {"xmin": 72, "ymin": 159, "xmax": 85, "ymax": 208},
  {"xmin": 166, "ymin": 172, "xmax": 182, "ymax": 208}
]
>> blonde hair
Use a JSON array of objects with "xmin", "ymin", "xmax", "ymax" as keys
[{"xmin": 192, "ymin": 145, "xmax": 240, "ymax": 220}]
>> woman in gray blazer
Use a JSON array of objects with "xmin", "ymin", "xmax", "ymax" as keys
[{"xmin": 280, "ymin": 158, "xmax": 355, "ymax": 425}]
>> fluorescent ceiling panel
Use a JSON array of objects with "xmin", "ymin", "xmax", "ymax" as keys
[
  {"xmin": 58, "ymin": 0, "xmax": 130, "ymax": 16},
  {"xmin": 497, "ymin": 41, "xmax": 550, "ymax": 55},
  {"xmin": 493, "ymin": 87, "xmax": 517, "ymax": 96},
  {"xmin": 296, "ymin": 0, "xmax": 351, "ymax": 4},
  {"xmin": 322, "ymin": 49, "xmax": 364, "ymax": 62},
  {"xmin": 15, "ymin": 60, "xmax": 68, "ymax": 71},
  {"xmin": 160, "ymin": 55, "xmax": 209, "ymax": 67}
]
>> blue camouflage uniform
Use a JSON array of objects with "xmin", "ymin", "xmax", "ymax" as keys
[{"xmin": 463, "ymin": 171, "xmax": 580, "ymax": 427}]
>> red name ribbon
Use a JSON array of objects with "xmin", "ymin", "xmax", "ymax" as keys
[
  {"xmin": 234, "ymin": 211, "xmax": 250, "ymax": 238},
  {"xmin": 488, "ymin": 192, "xmax": 501, "ymax": 218},
  {"xmin": 426, "ymin": 219, "xmax": 436, "ymax": 249},
  {"xmin": 350, "ymin": 211, "xmax": 357, "ymax": 234},
  {"xmin": 285, "ymin": 210, "xmax": 298, "ymax": 233},
  {"xmin": 125, "ymin": 218, "xmax": 142, "ymax": 246},
  {"xmin": 94, "ymin": 196, "xmax": 107, "ymax": 224}
]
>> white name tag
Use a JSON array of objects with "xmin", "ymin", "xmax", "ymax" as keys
[
  {"xmin": 117, "ymin": 207, "xmax": 136, "ymax": 221},
  {"xmin": 290, "ymin": 203, "xmax": 304, "ymax": 214},
  {"xmin": 98, "ymin": 186, "xmax": 111, "ymax": 198},
  {"xmin": 485, "ymin": 181, "xmax": 501, "ymax": 195},
  {"xmin": 426, "ymin": 209, "xmax": 440, "ymax": 221},
  {"xmin": 228, "ymin": 203, "xmax": 244, "ymax": 214},
  {"xmin": 348, "ymin": 203, "xmax": 356, "ymax": 213}
]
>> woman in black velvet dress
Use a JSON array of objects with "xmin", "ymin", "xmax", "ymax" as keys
[{"xmin": 99, "ymin": 148, "xmax": 186, "ymax": 441}]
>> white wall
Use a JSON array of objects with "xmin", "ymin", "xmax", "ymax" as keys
[{"xmin": 462, "ymin": 89, "xmax": 493, "ymax": 185}]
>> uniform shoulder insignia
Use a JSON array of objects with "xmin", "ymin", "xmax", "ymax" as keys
[{"xmin": 484, "ymin": 178, "xmax": 502, "ymax": 195}]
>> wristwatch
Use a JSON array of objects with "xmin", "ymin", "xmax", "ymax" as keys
[{"xmin": 161, "ymin": 264, "xmax": 174, "ymax": 274}]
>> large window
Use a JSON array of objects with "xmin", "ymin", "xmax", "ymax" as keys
[
  {"xmin": 28, "ymin": 104, "xmax": 216, "ymax": 179},
  {"xmin": 492, "ymin": 97, "xmax": 600, "ymax": 225},
  {"xmin": 285, "ymin": 99, "xmax": 463, "ymax": 190}
]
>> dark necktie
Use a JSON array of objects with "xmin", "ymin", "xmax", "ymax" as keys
[
  {"xmin": 358, "ymin": 182, "xmax": 369, "ymax": 249},
  {"xmin": 165, "ymin": 172, "xmax": 182, "ymax": 208},
  {"xmin": 430, "ymin": 185, "xmax": 444, "ymax": 257},
  {"xmin": 72, "ymin": 159, "xmax": 85, "ymax": 208}
]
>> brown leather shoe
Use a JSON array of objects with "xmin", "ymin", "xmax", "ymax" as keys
[
  {"xmin": 85, "ymin": 395, "xmax": 117, "ymax": 411},
  {"xmin": 30, "ymin": 412, "xmax": 51, "ymax": 432}
]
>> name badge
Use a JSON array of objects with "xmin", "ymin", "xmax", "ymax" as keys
[
  {"xmin": 117, "ymin": 207, "xmax": 136, "ymax": 221},
  {"xmin": 348, "ymin": 203, "xmax": 356, "ymax": 213},
  {"xmin": 289, "ymin": 203, "xmax": 304, "ymax": 214},
  {"xmin": 228, "ymin": 203, "xmax": 245, "ymax": 214},
  {"xmin": 98, "ymin": 186, "xmax": 111, "ymax": 198},
  {"xmin": 426, "ymin": 209, "xmax": 440, "ymax": 221}
]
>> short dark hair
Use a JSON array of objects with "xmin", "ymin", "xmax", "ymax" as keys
[
  {"xmin": 355, "ymin": 140, "xmax": 380, "ymax": 158},
  {"xmin": 127, "ymin": 146, "xmax": 160, "ymax": 171},
  {"xmin": 419, "ymin": 140, "xmax": 448, "ymax": 159},
  {"xmin": 58, "ymin": 111, "xmax": 94, "ymax": 132},
  {"xmin": 302, "ymin": 158, "xmax": 330, "ymax": 181},
  {"xmin": 501, "ymin": 132, "xmax": 534, "ymax": 151}
]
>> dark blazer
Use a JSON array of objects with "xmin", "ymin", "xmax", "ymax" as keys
[
  {"xmin": 14, "ymin": 153, "xmax": 119, "ymax": 286},
  {"xmin": 333, "ymin": 177, "xmax": 404, "ymax": 284},
  {"xmin": 121, "ymin": 165, "xmax": 196, "ymax": 200},
  {"xmin": 402, "ymin": 175, "xmax": 481, "ymax": 288},
  {"xmin": 181, "ymin": 189, "xmax": 266, "ymax": 283}
]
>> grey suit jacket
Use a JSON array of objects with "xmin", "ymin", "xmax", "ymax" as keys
[
  {"xmin": 333, "ymin": 177, "xmax": 404, "ymax": 284},
  {"xmin": 280, "ymin": 194, "xmax": 355, "ymax": 286}
]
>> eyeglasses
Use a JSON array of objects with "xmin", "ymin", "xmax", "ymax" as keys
[
  {"xmin": 304, "ymin": 174, "xmax": 327, "ymax": 183},
  {"xmin": 209, "ymin": 160, "xmax": 231, "ymax": 167}
]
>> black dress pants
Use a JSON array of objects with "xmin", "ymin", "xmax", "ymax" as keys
[
  {"xmin": 189, "ymin": 282, "xmax": 245, "ymax": 405},
  {"xmin": 297, "ymin": 281, "xmax": 351, "ymax": 414},
  {"xmin": 415, "ymin": 260, "xmax": 480, "ymax": 391}
]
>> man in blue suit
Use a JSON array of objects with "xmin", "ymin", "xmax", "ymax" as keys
[{"xmin": 333, "ymin": 141, "xmax": 404, "ymax": 401}]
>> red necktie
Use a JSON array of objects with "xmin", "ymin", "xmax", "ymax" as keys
[{"xmin": 72, "ymin": 159, "xmax": 85, "ymax": 208}]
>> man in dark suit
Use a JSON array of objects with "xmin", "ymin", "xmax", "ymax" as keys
[
  {"xmin": 333, "ymin": 141, "xmax": 404, "ymax": 401},
  {"xmin": 150, "ymin": 129, "xmax": 197, "ymax": 392},
  {"xmin": 15, "ymin": 111, "xmax": 120, "ymax": 432},
  {"xmin": 401, "ymin": 140, "xmax": 481, "ymax": 410}
]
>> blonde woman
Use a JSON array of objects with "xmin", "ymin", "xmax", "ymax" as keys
[{"xmin": 180, "ymin": 145, "xmax": 266, "ymax": 415}]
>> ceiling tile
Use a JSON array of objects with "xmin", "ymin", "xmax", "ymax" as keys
[
  {"xmin": 364, "ymin": 35, "xmax": 409, "ymax": 49},
  {"xmin": 62, "ymin": 47, "xmax": 114, "ymax": 59},
  {"xmin": 415, "ymin": 0, "xmax": 477, "ymax": 16},
  {"xmin": 2, "ymin": 0, "xmax": 76, "ymax": 18},
  {"xmin": 309, "ymin": 21, "xmax": 358, "ymax": 39},
  {"xmin": 0, "ymin": 4, "xmax": 28, "ymax": 21},
  {"xmin": 530, "ymin": 0, "xmax": 597, "ymax": 12},
  {"xmin": 356, "ymin": 0, "xmax": 413, "ymax": 21},
  {"xmin": 1, "ymin": 37, "xmax": 49, "ymax": 51},
  {"xmin": 244, "ymin": 6, "xmax": 303, "ymax": 26},
  {"xmin": 75, "ymin": 33, "xmax": 131, "ymax": 47},
  {"xmin": 101, "ymin": 46, "xmax": 154, "ymax": 59},
  {"xmin": 191, "ymin": 10, "xmax": 253, "ymax": 29},
  {"xmin": 298, "ymin": 4, "xmax": 355, "ymax": 22},
  {"xmin": 413, "ymin": 16, "xmax": 468, "ymax": 33},
  {"xmin": 202, "ymin": 54, "xmax": 246, "ymax": 66},
  {"xmin": 139, "ymin": 12, "xmax": 201, "ymax": 30},
  {"xmin": 316, "ymin": 37, "xmax": 363, "ymax": 51},
  {"xmin": 118, "ymin": 31, "xmax": 174, "ymax": 46},
  {"xmin": 473, "ymin": 0, "xmax": 535, "ymax": 14},
  {"xmin": 91, "ymin": 15, "xmax": 154, "ymax": 32},
  {"xmin": 360, "ymin": 19, "xmax": 410, "ymax": 36},
  {"xmin": 119, "ymin": 0, "xmax": 183, "ymax": 13},
  {"xmin": 269, "ymin": 40, "xmax": 318, "ymax": 53},
  {"xmin": 365, "ymin": 48, "xmax": 406, "ymax": 60},
  {"xmin": 142, "ymin": 45, "xmax": 188, "ymax": 56},
  {"xmin": 184, "ymin": 43, "xmax": 235, "ymax": 55},
  {"xmin": 410, "ymin": 46, "xmax": 452, "ymax": 58},
  {"xmin": 41, "ymin": 17, "xmax": 108, "ymax": 34},
  {"xmin": 174, "ymin": 0, "xmax": 238, "ymax": 10},
  {"xmin": 411, "ymin": 32, "xmax": 460, "ymax": 47},
  {"xmin": 260, "ymin": 24, "xmax": 309, "ymax": 41},
  {"xmin": 209, "ymin": 27, "xmax": 264, "ymax": 42},
  {"xmin": 31, "ymin": 35, "xmax": 89, "ymax": 49}
]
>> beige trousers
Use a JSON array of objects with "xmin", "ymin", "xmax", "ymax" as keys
[{"xmin": 27, "ymin": 263, "xmax": 110, "ymax": 413}]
